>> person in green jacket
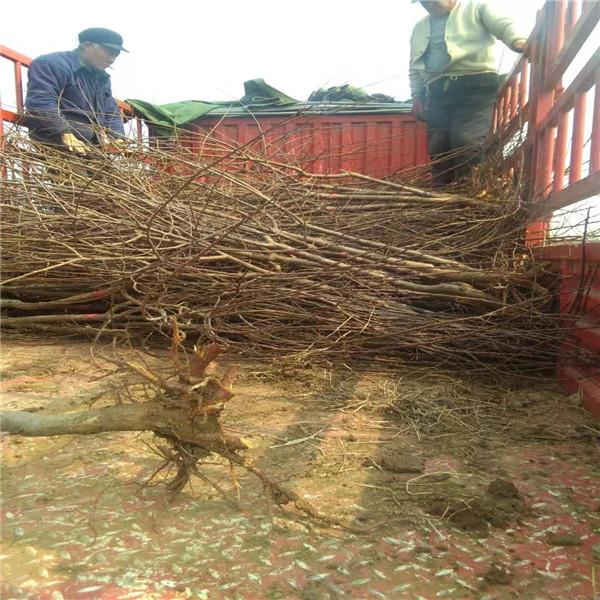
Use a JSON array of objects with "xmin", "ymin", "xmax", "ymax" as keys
[{"xmin": 409, "ymin": 1, "xmax": 526, "ymax": 187}]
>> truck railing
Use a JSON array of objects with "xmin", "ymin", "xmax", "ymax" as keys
[
  {"xmin": 0, "ymin": 45, "xmax": 29, "ymax": 137},
  {"xmin": 494, "ymin": 0, "xmax": 600, "ymax": 417},
  {"xmin": 493, "ymin": 0, "xmax": 600, "ymax": 237}
]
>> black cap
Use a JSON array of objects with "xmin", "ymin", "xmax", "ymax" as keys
[{"xmin": 78, "ymin": 28, "xmax": 128, "ymax": 53}]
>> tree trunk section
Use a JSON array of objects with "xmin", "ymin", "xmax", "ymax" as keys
[{"xmin": 0, "ymin": 403, "xmax": 247, "ymax": 452}]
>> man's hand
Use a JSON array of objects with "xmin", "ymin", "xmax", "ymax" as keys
[
  {"xmin": 412, "ymin": 96, "xmax": 426, "ymax": 122},
  {"xmin": 108, "ymin": 137, "xmax": 134, "ymax": 154},
  {"xmin": 111, "ymin": 138, "xmax": 130, "ymax": 150},
  {"xmin": 513, "ymin": 39, "xmax": 527, "ymax": 54},
  {"xmin": 61, "ymin": 133, "xmax": 88, "ymax": 155}
]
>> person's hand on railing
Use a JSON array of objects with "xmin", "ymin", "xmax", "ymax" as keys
[
  {"xmin": 61, "ymin": 133, "xmax": 88, "ymax": 155},
  {"xmin": 412, "ymin": 96, "xmax": 426, "ymax": 122},
  {"xmin": 513, "ymin": 40, "xmax": 527, "ymax": 55}
]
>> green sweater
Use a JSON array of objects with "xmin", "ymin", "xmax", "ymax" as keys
[{"xmin": 409, "ymin": 2, "xmax": 526, "ymax": 97}]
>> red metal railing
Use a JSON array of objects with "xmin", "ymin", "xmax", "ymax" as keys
[
  {"xmin": 0, "ymin": 45, "xmax": 30, "ymax": 138},
  {"xmin": 495, "ymin": 1, "xmax": 599, "ymax": 210},
  {"xmin": 495, "ymin": 0, "xmax": 600, "ymax": 417}
]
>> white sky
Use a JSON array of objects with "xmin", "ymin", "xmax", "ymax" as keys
[{"xmin": 0, "ymin": 0, "xmax": 543, "ymax": 106}]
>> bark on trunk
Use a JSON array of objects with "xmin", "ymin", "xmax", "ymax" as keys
[{"xmin": 0, "ymin": 403, "xmax": 247, "ymax": 451}]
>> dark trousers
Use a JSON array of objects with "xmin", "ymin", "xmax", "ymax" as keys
[{"xmin": 425, "ymin": 73, "xmax": 499, "ymax": 188}]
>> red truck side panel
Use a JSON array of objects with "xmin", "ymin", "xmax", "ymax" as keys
[{"xmin": 189, "ymin": 114, "xmax": 429, "ymax": 180}]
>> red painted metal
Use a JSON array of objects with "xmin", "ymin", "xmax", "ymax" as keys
[
  {"xmin": 188, "ymin": 114, "xmax": 430, "ymax": 179},
  {"xmin": 592, "ymin": 67, "xmax": 600, "ymax": 173},
  {"xmin": 560, "ymin": 287, "xmax": 600, "ymax": 320},
  {"xmin": 495, "ymin": 0, "xmax": 600, "ymax": 416},
  {"xmin": 540, "ymin": 241, "xmax": 600, "ymax": 262},
  {"xmin": 552, "ymin": 0, "xmax": 568, "ymax": 68},
  {"xmin": 0, "ymin": 45, "xmax": 31, "ymax": 132},
  {"xmin": 541, "ymin": 49, "xmax": 599, "ymax": 134},
  {"xmin": 0, "ymin": 45, "xmax": 31, "ymax": 66},
  {"xmin": 519, "ymin": 60, "xmax": 530, "ymax": 109},
  {"xmin": 546, "ymin": 170, "xmax": 600, "ymax": 211},
  {"xmin": 552, "ymin": 111, "xmax": 569, "ymax": 192},
  {"xmin": 569, "ymin": 92, "xmax": 586, "ymax": 185},
  {"xmin": 557, "ymin": 366, "xmax": 600, "ymax": 418},
  {"xmin": 543, "ymin": 239, "xmax": 600, "ymax": 417},
  {"xmin": 549, "ymin": 240, "xmax": 600, "ymax": 418},
  {"xmin": 547, "ymin": 1, "xmax": 600, "ymax": 89},
  {"xmin": 565, "ymin": 0, "xmax": 578, "ymax": 36},
  {"xmin": 13, "ymin": 62, "xmax": 23, "ymax": 114}
]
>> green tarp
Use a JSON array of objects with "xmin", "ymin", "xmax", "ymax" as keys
[
  {"xmin": 126, "ymin": 79, "xmax": 298, "ymax": 136},
  {"xmin": 126, "ymin": 79, "xmax": 406, "ymax": 137}
]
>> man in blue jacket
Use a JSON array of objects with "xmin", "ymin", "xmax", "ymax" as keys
[
  {"xmin": 25, "ymin": 28, "xmax": 128, "ymax": 156},
  {"xmin": 409, "ymin": 1, "xmax": 526, "ymax": 187}
]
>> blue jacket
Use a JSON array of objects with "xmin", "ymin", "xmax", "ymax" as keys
[{"xmin": 25, "ymin": 50, "xmax": 125, "ymax": 145}]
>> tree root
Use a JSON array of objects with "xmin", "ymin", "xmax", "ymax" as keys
[{"xmin": 2, "ymin": 336, "xmax": 358, "ymax": 532}]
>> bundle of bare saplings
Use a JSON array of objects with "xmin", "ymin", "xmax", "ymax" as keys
[{"xmin": 0, "ymin": 130, "xmax": 595, "ymax": 377}]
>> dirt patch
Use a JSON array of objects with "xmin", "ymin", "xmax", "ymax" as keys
[
  {"xmin": 299, "ymin": 581, "xmax": 335, "ymax": 600},
  {"xmin": 483, "ymin": 564, "xmax": 513, "ymax": 585},
  {"xmin": 423, "ymin": 476, "xmax": 527, "ymax": 533},
  {"xmin": 547, "ymin": 532, "xmax": 583, "ymax": 546},
  {"xmin": 487, "ymin": 477, "xmax": 522, "ymax": 499},
  {"xmin": 378, "ymin": 454, "xmax": 424, "ymax": 474},
  {"xmin": 1, "ymin": 337, "xmax": 599, "ymax": 600}
]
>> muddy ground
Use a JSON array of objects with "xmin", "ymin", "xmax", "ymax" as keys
[{"xmin": 1, "ymin": 338, "xmax": 599, "ymax": 600}]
